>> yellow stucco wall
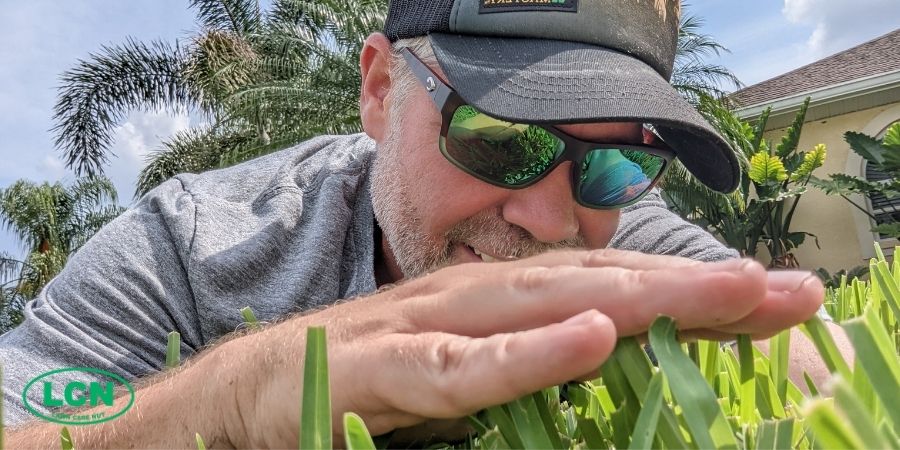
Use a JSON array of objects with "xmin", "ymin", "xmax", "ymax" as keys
[{"xmin": 762, "ymin": 103, "xmax": 900, "ymax": 272}]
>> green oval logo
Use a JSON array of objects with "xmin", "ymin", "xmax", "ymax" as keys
[{"xmin": 22, "ymin": 367, "xmax": 135, "ymax": 425}]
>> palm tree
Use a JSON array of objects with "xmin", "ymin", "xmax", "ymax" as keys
[
  {"xmin": 0, "ymin": 254, "xmax": 33, "ymax": 333},
  {"xmin": 671, "ymin": 12, "xmax": 743, "ymax": 103},
  {"xmin": 55, "ymin": 2, "xmax": 742, "ymax": 198},
  {"xmin": 53, "ymin": 0, "xmax": 386, "ymax": 196},
  {"xmin": 0, "ymin": 176, "xmax": 125, "ymax": 298}
]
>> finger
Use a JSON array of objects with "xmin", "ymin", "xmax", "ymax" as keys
[
  {"xmin": 710, "ymin": 272, "xmax": 824, "ymax": 338},
  {"xmin": 374, "ymin": 310, "xmax": 616, "ymax": 420},
  {"xmin": 502, "ymin": 248, "xmax": 702, "ymax": 271},
  {"xmin": 411, "ymin": 258, "xmax": 765, "ymax": 337}
]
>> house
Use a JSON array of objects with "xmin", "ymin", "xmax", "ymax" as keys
[{"xmin": 732, "ymin": 28, "xmax": 900, "ymax": 273}]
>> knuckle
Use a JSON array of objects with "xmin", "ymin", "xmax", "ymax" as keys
[
  {"xmin": 511, "ymin": 266, "xmax": 574, "ymax": 292},
  {"xmin": 427, "ymin": 337, "xmax": 472, "ymax": 413}
]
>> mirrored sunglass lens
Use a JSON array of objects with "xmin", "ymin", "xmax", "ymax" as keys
[
  {"xmin": 441, "ymin": 106, "xmax": 564, "ymax": 186},
  {"xmin": 579, "ymin": 149, "xmax": 664, "ymax": 207}
]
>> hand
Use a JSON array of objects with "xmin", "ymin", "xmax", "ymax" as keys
[{"xmin": 231, "ymin": 249, "xmax": 823, "ymax": 447}]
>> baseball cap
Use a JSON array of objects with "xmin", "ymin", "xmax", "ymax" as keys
[{"xmin": 383, "ymin": 0, "xmax": 739, "ymax": 193}]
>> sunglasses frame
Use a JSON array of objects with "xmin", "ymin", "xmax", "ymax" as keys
[{"xmin": 400, "ymin": 48, "xmax": 677, "ymax": 210}]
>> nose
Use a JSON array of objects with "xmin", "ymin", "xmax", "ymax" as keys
[{"xmin": 501, "ymin": 162, "xmax": 580, "ymax": 243}]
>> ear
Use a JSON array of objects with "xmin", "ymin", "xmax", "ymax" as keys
[{"xmin": 359, "ymin": 33, "xmax": 394, "ymax": 143}]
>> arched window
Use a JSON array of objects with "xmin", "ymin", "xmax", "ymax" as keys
[
  {"xmin": 865, "ymin": 141, "xmax": 900, "ymax": 240},
  {"xmin": 850, "ymin": 105, "xmax": 900, "ymax": 260}
]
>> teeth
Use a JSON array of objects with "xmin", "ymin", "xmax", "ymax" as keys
[
  {"xmin": 469, "ymin": 245, "xmax": 499, "ymax": 263},
  {"xmin": 480, "ymin": 253, "xmax": 498, "ymax": 263}
]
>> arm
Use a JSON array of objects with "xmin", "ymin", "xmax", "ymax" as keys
[{"xmin": 5, "ymin": 246, "xmax": 824, "ymax": 447}]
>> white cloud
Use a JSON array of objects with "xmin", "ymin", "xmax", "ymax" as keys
[
  {"xmin": 105, "ymin": 110, "xmax": 191, "ymax": 203},
  {"xmin": 782, "ymin": 0, "xmax": 898, "ymax": 58},
  {"xmin": 37, "ymin": 154, "xmax": 67, "ymax": 181}
]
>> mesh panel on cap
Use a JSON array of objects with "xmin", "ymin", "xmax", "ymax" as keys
[{"xmin": 384, "ymin": 0, "xmax": 455, "ymax": 42}]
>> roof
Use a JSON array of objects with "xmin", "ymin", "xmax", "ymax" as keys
[{"xmin": 731, "ymin": 28, "xmax": 900, "ymax": 108}]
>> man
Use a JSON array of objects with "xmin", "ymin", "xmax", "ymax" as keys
[{"xmin": 3, "ymin": 0, "xmax": 832, "ymax": 447}]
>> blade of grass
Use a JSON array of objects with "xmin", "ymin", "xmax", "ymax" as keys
[
  {"xmin": 648, "ymin": 317, "xmax": 738, "ymax": 450},
  {"xmin": 343, "ymin": 412, "xmax": 376, "ymax": 450},
  {"xmin": 802, "ymin": 372, "xmax": 820, "ymax": 397},
  {"xmin": 531, "ymin": 391, "xmax": 564, "ymax": 449},
  {"xmin": 60, "ymin": 426, "xmax": 74, "ymax": 450},
  {"xmin": 804, "ymin": 400, "xmax": 865, "ymax": 449},
  {"xmin": 609, "ymin": 339, "xmax": 687, "ymax": 449},
  {"xmin": 869, "ymin": 259, "xmax": 900, "ymax": 318},
  {"xmin": 799, "ymin": 316, "xmax": 852, "ymax": 379},
  {"xmin": 737, "ymin": 335, "xmax": 757, "ymax": 425},
  {"xmin": 506, "ymin": 395, "xmax": 559, "ymax": 449},
  {"xmin": 754, "ymin": 419, "xmax": 793, "ymax": 450},
  {"xmin": 576, "ymin": 417, "xmax": 607, "ymax": 449},
  {"xmin": 485, "ymin": 405, "xmax": 524, "ymax": 449},
  {"xmin": 833, "ymin": 379, "xmax": 887, "ymax": 449},
  {"xmin": 195, "ymin": 433, "xmax": 207, "ymax": 450},
  {"xmin": 628, "ymin": 371, "xmax": 664, "ymax": 450},
  {"xmin": 768, "ymin": 330, "xmax": 790, "ymax": 404},
  {"xmin": 166, "ymin": 331, "xmax": 181, "ymax": 370},
  {"xmin": 240, "ymin": 306, "xmax": 261, "ymax": 330},
  {"xmin": 842, "ymin": 310, "xmax": 900, "ymax": 429},
  {"xmin": 300, "ymin": 327, "xmax": 331, "ymax": 450}
]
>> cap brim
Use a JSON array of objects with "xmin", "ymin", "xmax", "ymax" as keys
[{"xmin": 429, "ymin": 33, "xmax": 739, "ymax": 193}]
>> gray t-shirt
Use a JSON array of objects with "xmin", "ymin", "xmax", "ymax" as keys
[{"xmin": 0, "ymin": 133, "xmax": 737, "ymax": 426}]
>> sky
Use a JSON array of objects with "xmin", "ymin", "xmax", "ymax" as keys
[{"xmin": 0, "ymin": 0, "xmax": 898, "ymax": 258}]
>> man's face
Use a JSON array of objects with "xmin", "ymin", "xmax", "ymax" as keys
[{"xmin": 367, "ymin": 45, "xmax": 639, "ymax": 279}]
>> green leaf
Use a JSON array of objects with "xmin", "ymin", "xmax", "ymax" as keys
[
  {"xmin": 842, "ymin": 310, "xmax": 900, "ymax": 429},
  {"xmin": 166, "ymin": 331, "xmax": 181, "ymax": 369},
  {"xmin": 737, "ymin": 335, "xmax": 757, "ymax": 425},
  {"xmin": 845, "ymin": 130, "xmax": 886, "ymax": 165},
  {"xmin": 486, "ymin": 405, "xmax": 525, "ymax": 449},
  {"xmin": 805, "ymin": 400, "xmax": 866, "ymax": 449},
  {"xmin": 870, "ymin": 258, "xmax": 900, "ymax": 319},
  {"xmin": 775, "ymin": 98, "xmax": 810, "ymax": 158},
  {"xmin": 883, "ymin": 122, "xmax": 900, "ymax": 150},
  {"xmin": 748, "ymin": 151, "xmax": 788, "ymax": 185},
  {"xmin": 648, "ymin": 317, "xmax": 738, "ymax": 449},
  {"xmin": 800, "ymin": 316, "xmax": 853, "ymax": 380},
  {"xmin": 833, "ymin": 379, "xmax": 887, "ymax": 449},
  {"xmin": 791, "ymin": 144, "xmax": 827, "ymax": 181},
  {"xmin": 769, "ymin": 330, "xmax": 791, "ymax": 403},
  {"xmin": 505, "ymin": 393, "xmax": 562, "ymax": 449},
  {"xmin": 576, "ymin": 417, "xmax": 607, "ymax": 450},
  {"xmin": 754, "ymin": 419, "xmax": 794, "ymax": 450},
  {"xmin": 343, "ymin": 413, "xmax": 376, "ymax": 450},
  {"xmin": 628, "ymin": 371, "xmax": 664, "ymax": 450},
  {"xmin": 61, "ymin": 426, "xmax": 75, "ymax": 450},
  {"xmin": 240, "ymin": 306, "xmax": 261, "ymax": 330},
  {"xmin": 300, "ymin": 327, "xmax": 332, "ymax": 450},
  {"xmin": 195, "ymin": 433, "xmax": 207, "ymax": 450}
]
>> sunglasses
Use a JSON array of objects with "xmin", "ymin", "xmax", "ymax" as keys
[{"xmin": 401, "ymin": 48, "xmax": 676, "ymax": 210}]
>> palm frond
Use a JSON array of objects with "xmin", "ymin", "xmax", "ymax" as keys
[
  {"xmin": 189, "ymin": 0, "xmax": 262, "ymax": 35},
  {"xmin": 136, "ymin": 127, "xmax": 258, "ymax": 196},
  {"xmin": 52, "ymin": 39, "xmax": 197, "ymax": 176}
]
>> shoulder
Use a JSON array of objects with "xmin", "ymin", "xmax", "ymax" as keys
[{"xmin": 172, "ymin": 133, "xmax": 377, "ymax": 202}]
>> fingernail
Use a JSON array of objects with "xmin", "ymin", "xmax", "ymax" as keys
[
  {"xmin": 705, "ymin": 258, "xmax": 755, "ymax": 272},
  {"xmin": 791, "ymin": 274, "xmax": 821, "ymax": 293},
  {"xmin": 564, "ymin": 310, "xmax": 598, "ymax": 325},
  {"xmin": 769, "ymin": 271, "xmax": 820, "ymax": 292}
]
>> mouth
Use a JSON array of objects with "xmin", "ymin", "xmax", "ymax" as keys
[{"xmin": 462, "ymin": 243, "xmax": 513, "ymax": 263}]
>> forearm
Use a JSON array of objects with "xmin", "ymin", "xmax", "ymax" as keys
[{"xmin": 6, "ymin": 337, "xmax": 248, "ymax": 448}]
